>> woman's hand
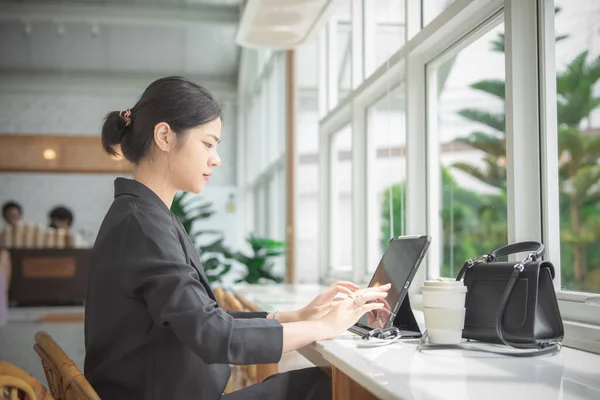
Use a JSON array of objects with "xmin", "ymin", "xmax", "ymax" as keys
[
  {"xmin": 298, "ymin": 282, "xmax": 391, "ymax": 321},
  {"xmin": 297, "ymin": 281, "xmax": 360, "ymax": 321},
  {"xmin": 278, "ymin": 284, "xmax": 392, "ymax": 353},
  {"xmin": 318, "ymin": 289, "xmax": 390, "ymax": 339}
]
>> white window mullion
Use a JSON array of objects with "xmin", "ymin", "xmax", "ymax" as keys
[
  {"xmin": 537, "ymin": 0, "xmax": 561, "ymax": 289},
  {"xmin": 405, "ymin": 0, "xmax": 422, "ymax": 40},
  {"xmin": 327, "ymin": 19, "xmax": 339, "ymax": 110},
  {"xmin": 351, "ymin": 0, "xmax": 363, "ymax": 88},
  {"xmin": 505, "ymin": 0, "xmax": 542, "ymax": 258},
  {"xmin": 406, "ymin": 53, "xmax": 428, "ymax": 292},
  {"xmin": 318, "ymin": 31, "xmax": 328, "ymax": 119},
  {"xmin": 351, "ymin": 100, "xmax": 367, "ymax": 283},
  {"xmin": 319, "ymin": 129, "xmax": 332, "ymax": 283},
  {"xmin": 425, "ymin": 64, "xmax": 441, "ymax": 280},
  {"xmin": 363, "ymin": 0, "xmax": 375, "ymax": 79}
]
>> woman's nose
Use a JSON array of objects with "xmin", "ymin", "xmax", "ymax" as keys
[{"xmin": 209, "ymin": 152, "xmax": 221, "ymax": 167}]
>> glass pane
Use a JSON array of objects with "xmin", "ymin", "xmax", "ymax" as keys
[
  {"xmin": 431, "ymin": 23, "xmax": 507, "ymax": 278},
  {"xmin": 364, "ymin": 0, "xmax": 406, "ymax": 78},
  {"xmin": 329, "ymin": 125, "xmax": 353, "ymax": 274},
  {"xmin": 337, "ymin": 0, "xmax": 352, "ymax": 103},
  {"xmin": 366, "ymin": 85, "xmax": 407, "ymax": 275},
  {"xmin": 423, "ymin": 0, "xmax": 456, "ymax": 27},
  {"xmin": 260, "ymin": 84, "xmax": 268, "ymax": 174},
  {"xmin": 554, "ymin": 1, "xmax": 600, "ymax": 293},
  {"xmin": 254, "ymin": 184, "xmax": 266, "ymax": 237},
  {"xmin": 295, "ymin": 42, "xmax": 320, "ymax": 283},
  {"xmin": 268, "ymin": 71, "xmax": 277, "ymax": 165},
  {"xmin": 247, "ymin": 99, "xmax": 258, "ymax": 183}
]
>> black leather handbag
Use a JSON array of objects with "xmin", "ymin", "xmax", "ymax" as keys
[{"xmin": 455, "ymin": 241, "xmax": 564, "ymax": 355}]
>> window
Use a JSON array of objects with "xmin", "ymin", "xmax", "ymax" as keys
[
  {"xmin": 295, "ymin": 40, "xmax": 321, "ymax": 283},
  {"xmin": 423, "ymin": 0, "xmax": 457, "ymax": 27},
  {"xmin": 427, "ymin": 22, "xmax": 507, "ymax": 278},
  {"xmin": 239, "ymin": 50, "xmax": 288, "ymax": 270},
  {"xmin": 366, "ymin": 85, "xmax": 407, "ymax": 274},
  {"xmin": 363, "ymin": 0, "xmax": 406, "ymax": 78},
  {"xmin": 329, "ymin": 125, "xmax": 353, "ymax": 275},
  {"xmin": 554, "ymin": 0, "xmax": 600, "ymax": 294},
  {"xmin": 334, "ymin": 1, "xmax": 352, "ymax": 106}
]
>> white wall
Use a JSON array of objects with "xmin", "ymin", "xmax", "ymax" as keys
[{"xmin": 0, "ymin": 75, "xmax": 238, "ymax": 244}]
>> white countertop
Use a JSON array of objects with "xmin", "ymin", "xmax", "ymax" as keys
[{"xmin": 234, "ymin": 283, "xmax": 600, "ymax": 400}]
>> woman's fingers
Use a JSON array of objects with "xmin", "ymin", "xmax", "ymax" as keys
[
  {"xmin": 333, "ymin": 281, "xmax": 360, "ymax": 291},
  {"xmin": 355, "ymin": 291, "xmax": 388, "ymax": 304},
  {"xmin": 360, "ymin": 302, "xmax": 385, "ymax": 314},
  {"xmin": 334, "ymin": 285, "xmax": 353, "ymax": 296},
  {"xmin": 360, "ymin": 283, "xmax": 391, "ymax": 294},
  {"xmin": 328, "ymin": 285, "xmax": 353, "ymax": 302}
]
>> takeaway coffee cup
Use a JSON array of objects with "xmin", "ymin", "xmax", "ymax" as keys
[{"xmin": 422, "ymin": 280, "xmax": 467, "ymax": 344}]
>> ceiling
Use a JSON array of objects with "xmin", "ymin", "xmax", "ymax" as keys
[{"xmin": 0, "ymin": 0, "xmax": 244, "ymax": 85}]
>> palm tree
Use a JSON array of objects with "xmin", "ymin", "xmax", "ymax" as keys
[
  {"xmin": 556, "ymin": 50, "xmax": 600, "ymax": 283},
  {"xmin": 454, "ymin": 26, "xmax": 600, "ymax": 285}
]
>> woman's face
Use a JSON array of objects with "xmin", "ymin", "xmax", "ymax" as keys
[{"xmin": 169, "ymin": 118, "xmax": 222, "ymax": 194}]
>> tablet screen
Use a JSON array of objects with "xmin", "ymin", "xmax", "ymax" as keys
[{"xmin": 355, "ymin": 236, "xmax": 430, "ymax": 330}]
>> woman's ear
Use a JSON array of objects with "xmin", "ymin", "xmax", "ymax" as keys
[{"xmin": 154, "ymin": 122, "xmax": 176, "ymax": 152}]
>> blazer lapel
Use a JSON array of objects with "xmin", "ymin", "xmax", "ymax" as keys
[{"xmin": 173, "ymin": 219, "xmax": 216, "ymax": 301}]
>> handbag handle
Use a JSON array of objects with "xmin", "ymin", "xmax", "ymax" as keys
[
  {"xmin": 455, "ymin": 241, "xmax": 544, "ymax": 281},
  {"xmin": 489, "ymin": 241, "xmax": 544, "ymax": 261}
]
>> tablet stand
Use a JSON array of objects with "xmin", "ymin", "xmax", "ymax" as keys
[{"xmin": 392, "ymin": 294, "xmax": 422, "ymax": 335}]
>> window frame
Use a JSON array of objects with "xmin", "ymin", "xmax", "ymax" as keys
[{"xmin": 315, "ymin": 0, "xmax": 600, "ymax": 353}]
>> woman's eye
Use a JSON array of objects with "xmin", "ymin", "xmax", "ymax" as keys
[{"xmin": 204, "ymin": 142, "xmax": 213, "ymax": 149}]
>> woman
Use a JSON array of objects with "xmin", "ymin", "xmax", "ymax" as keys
[{"xmin": 84, "ymin": 76, "xmax": 389, "ymax": 400}]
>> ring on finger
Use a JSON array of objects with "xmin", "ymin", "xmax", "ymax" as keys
[{"xmin": 353, "ymin": 293, "xmax": 362, "ymax": 307}]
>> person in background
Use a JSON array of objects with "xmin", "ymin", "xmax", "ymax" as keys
[
  {"xmin": 0, "ymin": 201, "xmax": 18, "ymax": 322},
  {"xmin": 2, "ymin": 202, "xmax": 22, "ymax": 227},
  {"xmin": 48, "ymin": 206, "xmax": 86, "ymax": 248}
]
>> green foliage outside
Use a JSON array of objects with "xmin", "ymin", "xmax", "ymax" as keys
[
  {"xmin": 381, "ymin": 21, "xmax": 600, "ymax": 292},
  {"xmin": 171, "ymin": 192, "xmax": 285, "ymax": 285}
]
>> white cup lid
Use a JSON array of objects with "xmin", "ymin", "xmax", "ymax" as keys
[
  {"xmin": 422, "ymin": 279, "xmax": 466, "ymax": 291},
  {"xmin": 423, "ymin": 279, "xmax": 463, "ymax": 287}
]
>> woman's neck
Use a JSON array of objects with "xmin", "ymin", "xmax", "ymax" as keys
[{"xmin": 133, "ymin": 163, "xmax": 177, "ymax": 209}]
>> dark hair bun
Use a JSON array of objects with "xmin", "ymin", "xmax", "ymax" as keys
[{"xmin": 101, "ymin": 111, "xmax": 130, "ymax": 158}]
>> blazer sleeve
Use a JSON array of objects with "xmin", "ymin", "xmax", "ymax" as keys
[
  {"xmin": 227, "ymin": 311, "xmax": 269, "ymax": 319},
  {"xmin": 124, "ymin": 212, "xmax": 283, "ymax": 366}
]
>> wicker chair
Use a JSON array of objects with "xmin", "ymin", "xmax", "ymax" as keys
[
  {"xmin": 32, "ymin": 331, "xmax": 100, "ymax": 400},
  {"xmin": 0, "ymin": 360, "xmax": 54, "ymax": 400}
]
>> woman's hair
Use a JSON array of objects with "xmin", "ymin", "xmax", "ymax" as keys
[{"xmin": 101, "ymin": 76, "xmax": 223, "ymax": 165}]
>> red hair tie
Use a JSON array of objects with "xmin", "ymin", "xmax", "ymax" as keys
[{"xmin": 120, "ymin": 108, "xmax": 132, "ymax": 127}]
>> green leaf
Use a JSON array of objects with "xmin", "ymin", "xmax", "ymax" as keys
[
  {"xmin": 470, "ymin": 80, "xmax": 505, "ymax": 100},
  {"xmin": 454, "ymin": 132, "xmax": 506, "ymax": 157},
  {"xmin": 491, "ymin": 33, "xmax": 504, "ymax": 53},
  {"xmin": 457, "ymin": 109, "xmax": 505, "ymax": 133}
]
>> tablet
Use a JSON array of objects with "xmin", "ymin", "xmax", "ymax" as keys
[{"xmin": 349, "ymin": 235, "xmax": 431, "ymax": 337}]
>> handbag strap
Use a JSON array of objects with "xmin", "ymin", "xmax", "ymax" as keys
[{"xmin": 494, "ymin": 264, "xmax": 561, "ymax": 355}]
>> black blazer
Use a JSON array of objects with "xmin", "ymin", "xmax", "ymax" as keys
[{"xmin": 84, "ymin": 178, "xmax": 283, "ymax": 400}]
